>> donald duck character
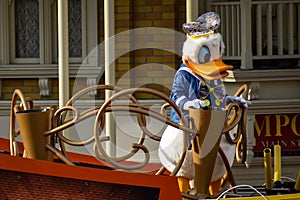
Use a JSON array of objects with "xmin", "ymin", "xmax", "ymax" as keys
[{"xmin": 158, "ymin": 12, "xmax": 250, "ymax": 197}]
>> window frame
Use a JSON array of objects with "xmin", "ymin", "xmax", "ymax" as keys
[{"xmin": 0, "ymin": 0, "xmax": 97, "ymax": 66}]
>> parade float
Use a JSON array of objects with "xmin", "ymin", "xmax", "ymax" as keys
[
  {"xmin": 7, "ymin": 86, "xmax": 300, "ymax": 200},
  {"xmin": 3, "ymin": 12, "xmax": 300, "ymax": 200}
]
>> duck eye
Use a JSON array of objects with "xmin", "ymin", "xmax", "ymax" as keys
[{"xmin": 198, "ymin": 46, "xmax": 211, "ymax": 64}]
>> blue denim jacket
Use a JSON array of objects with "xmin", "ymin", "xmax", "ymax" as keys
[{"xmin": 169, "ymin": 63, "xmax": 226, "ymax": 123}]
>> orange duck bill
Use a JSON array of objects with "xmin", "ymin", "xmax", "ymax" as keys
[{"xmin": 183, "ymin": 57, "xmax": 233, "ymax": 80}]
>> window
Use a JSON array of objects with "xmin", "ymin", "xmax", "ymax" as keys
[
  {"xmin": 0, "ymin": 0, "xmax": 98, "ymax": 66},
  {"xmin": 10, "ymin": 0, "xmax": 40, "ymax": 63},
  {"xmin": 69, "ymin": 0, "xmax": 82, "ymax": 58},
  {"xmin": 15, "ymin": 0, "xmax": 40, "ymax": 59}
]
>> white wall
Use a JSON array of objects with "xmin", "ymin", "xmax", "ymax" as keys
[{"xmin": 0, "ymin": 116, "xmax": 10, "ymax": 140}]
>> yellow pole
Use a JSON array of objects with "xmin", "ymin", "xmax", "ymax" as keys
[
  {"xmin": 263, "ymin": 148, "xmax": 273, "ymax": 189},
  {"xmin": 274, "ymin": 144, "xmax": 281, "ymax": 183},
  {"xmin": 294, "ymin": 170, "xmax": 300, "ymax": 190}
]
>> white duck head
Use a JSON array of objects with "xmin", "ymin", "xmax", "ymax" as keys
[{"xmin": 182, "ymin": 12, "xmax": 232, "ymax": 80}]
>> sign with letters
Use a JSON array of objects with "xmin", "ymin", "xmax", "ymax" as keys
[{"xmin": 253, "ymin": 113, "xmax": 300, "ymax": 156}]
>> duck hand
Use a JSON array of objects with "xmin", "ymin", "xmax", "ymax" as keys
[
  {"xmin": 225, "ymin": 96, "xmax": 251, "ymax": 108},
  {"xmin": 183, "ymin": 99, "xmax": 206, "ymax": 110}
]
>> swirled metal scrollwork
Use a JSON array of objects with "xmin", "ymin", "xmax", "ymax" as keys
[
  {"xmin": 93, "ymin": 87, "xmax": 194, "ymax": 173},
  {"xmin": 9, "ymin": 84, "xmax": 249, "ymax": 198},
  {"xmin": 10, "ymin": 89, "xmax": 32, "ymax": 156},
  {"xmin": 223, "ymin": 84, "xmax": 248, "ymax": 164}
]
